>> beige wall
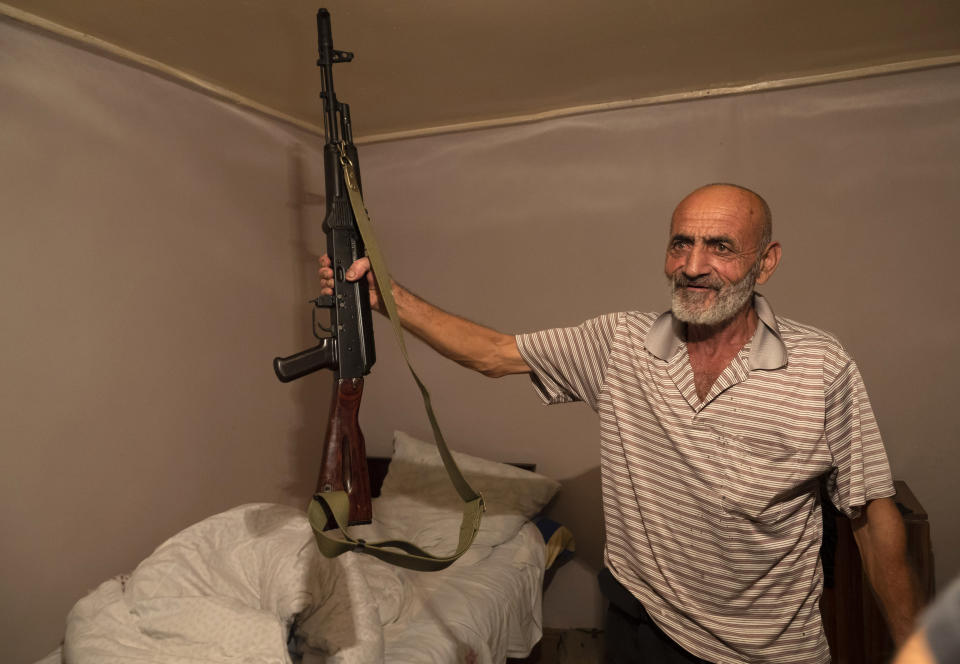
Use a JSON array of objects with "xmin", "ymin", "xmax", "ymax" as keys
[
  {"xmin": 3, "ymin": 17, "xmax": 960, "ymax": 663},
  {"xmin": 0, "ymin": 20, "xmax": 335, "ymax": 662}
]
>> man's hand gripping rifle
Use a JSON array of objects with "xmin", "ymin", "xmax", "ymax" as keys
[{"xmin": 273, "ymin": 8, "xmax": 375, "ymax": 526}]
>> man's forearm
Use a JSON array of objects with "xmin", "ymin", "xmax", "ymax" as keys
[
  {"xmin": 320, "ymin": 255, "xmax": 530, "ymax": 377},
  {"xmin": 869, "ymin": 551, "xmax": 921, "ymax": 646},
  {"xmin": 853, "ymin": 497, "xmax": 922, "ymax": 645},
  {"xmin": 388, "ymin": 281, "xmax": 530, "ymax": 378}
]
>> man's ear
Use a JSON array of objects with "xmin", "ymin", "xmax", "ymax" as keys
[{"xmin": 755, "ymin": 242, "xmax": 782, "ymax": 285}]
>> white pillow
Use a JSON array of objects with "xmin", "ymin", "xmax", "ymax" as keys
[{"xmin": 374, "ymin": 431, "xmax": 560, "ymax": 556}]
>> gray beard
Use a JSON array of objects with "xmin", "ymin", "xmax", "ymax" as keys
[{"xmin": 670, "ymin": 268, "xmax": 758, "ymax": 326}]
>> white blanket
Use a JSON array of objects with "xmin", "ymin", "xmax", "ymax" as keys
[{"xmin": 54, "ymin": 502, "xmax": 545, "ymax": 664}]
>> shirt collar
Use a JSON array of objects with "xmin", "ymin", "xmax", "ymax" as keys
[{"xmin": 644, "ymin": 293, "xmax": 787, "ymax": 370}]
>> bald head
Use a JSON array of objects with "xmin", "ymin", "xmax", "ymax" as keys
[
  {"xmin": 673, "ymin": 183, "xmax": 772, "ymax": 252},
  {"xmin": 665, "ymin": 183, "xmax": 782, "ymax": 325}
]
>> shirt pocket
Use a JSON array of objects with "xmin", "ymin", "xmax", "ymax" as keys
[
  {"xmin": 723, "ymin": 435, "xmax": 799, "ymax": 520},
  {"xmin": 719, "ymin": 428, "xmax": 830, "ymax": 534}
]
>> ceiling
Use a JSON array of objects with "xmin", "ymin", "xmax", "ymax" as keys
[{"xmin": 4, "ymin": 0, "xmax": 960, "ymax": 140}]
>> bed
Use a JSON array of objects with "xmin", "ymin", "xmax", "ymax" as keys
[{"xmin": 37, "ymin": 431, "xmax": 571, "ymax": 664}]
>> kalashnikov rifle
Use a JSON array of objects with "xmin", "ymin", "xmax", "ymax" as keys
[
  {"xmin": 273, "ymin": 9, "xmax": 484, "ymax": 571},
  {"xmin": 273, "ymin": 7, "xmax": 375, "ymax": 526}
]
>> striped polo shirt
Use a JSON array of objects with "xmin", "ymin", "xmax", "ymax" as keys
[{"xmin": 516, "ymin": 294, "xmax": 894, "ymax": 664}]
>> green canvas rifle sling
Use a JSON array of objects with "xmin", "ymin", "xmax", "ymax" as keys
[{"xmin": 307, "ymin": 145, "xmax": 485, "ymax": 572}]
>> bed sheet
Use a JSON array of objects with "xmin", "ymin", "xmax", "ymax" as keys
[
  {"xmin": 377, "ymin": 521, "xmax": 545, "ymax": 663},
  {"xmin": 36, "ymin": 502, "xmax": 545, "ymax": 664}
]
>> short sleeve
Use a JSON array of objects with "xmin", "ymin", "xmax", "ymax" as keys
[
  {"xmin": 823, "ymin": 352, "xmax": 895, "ymax": 519},
  {"xmin": 515, "ymin": 312, "xmax": 621, "ymax": 410}
]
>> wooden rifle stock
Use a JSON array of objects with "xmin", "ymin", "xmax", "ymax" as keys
[{"xmin": 317, "ymin": 377, "xmax": 372, "ymax": 525}]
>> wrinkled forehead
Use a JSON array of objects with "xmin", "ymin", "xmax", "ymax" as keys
[{"xmin": 670, "ymin": 186, "xmax": 766, "ymax": 244}]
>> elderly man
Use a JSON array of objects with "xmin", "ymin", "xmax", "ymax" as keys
[{"xmin": 320, "ymin": 183, "xmax": 918, "ymax": 663}]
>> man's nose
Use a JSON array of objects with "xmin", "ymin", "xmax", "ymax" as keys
[{"xmin": 682, "ymin": 244, "xmax": 710, "ymax": 278}]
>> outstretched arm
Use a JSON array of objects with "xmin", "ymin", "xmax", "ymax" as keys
[
  {"xmin": 851, "ymin": 496, "xmax": 922, "ymax": 646},
  {"xmin": 319, "ymin": 256, "xmax": 530, "ymax": 378}
]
